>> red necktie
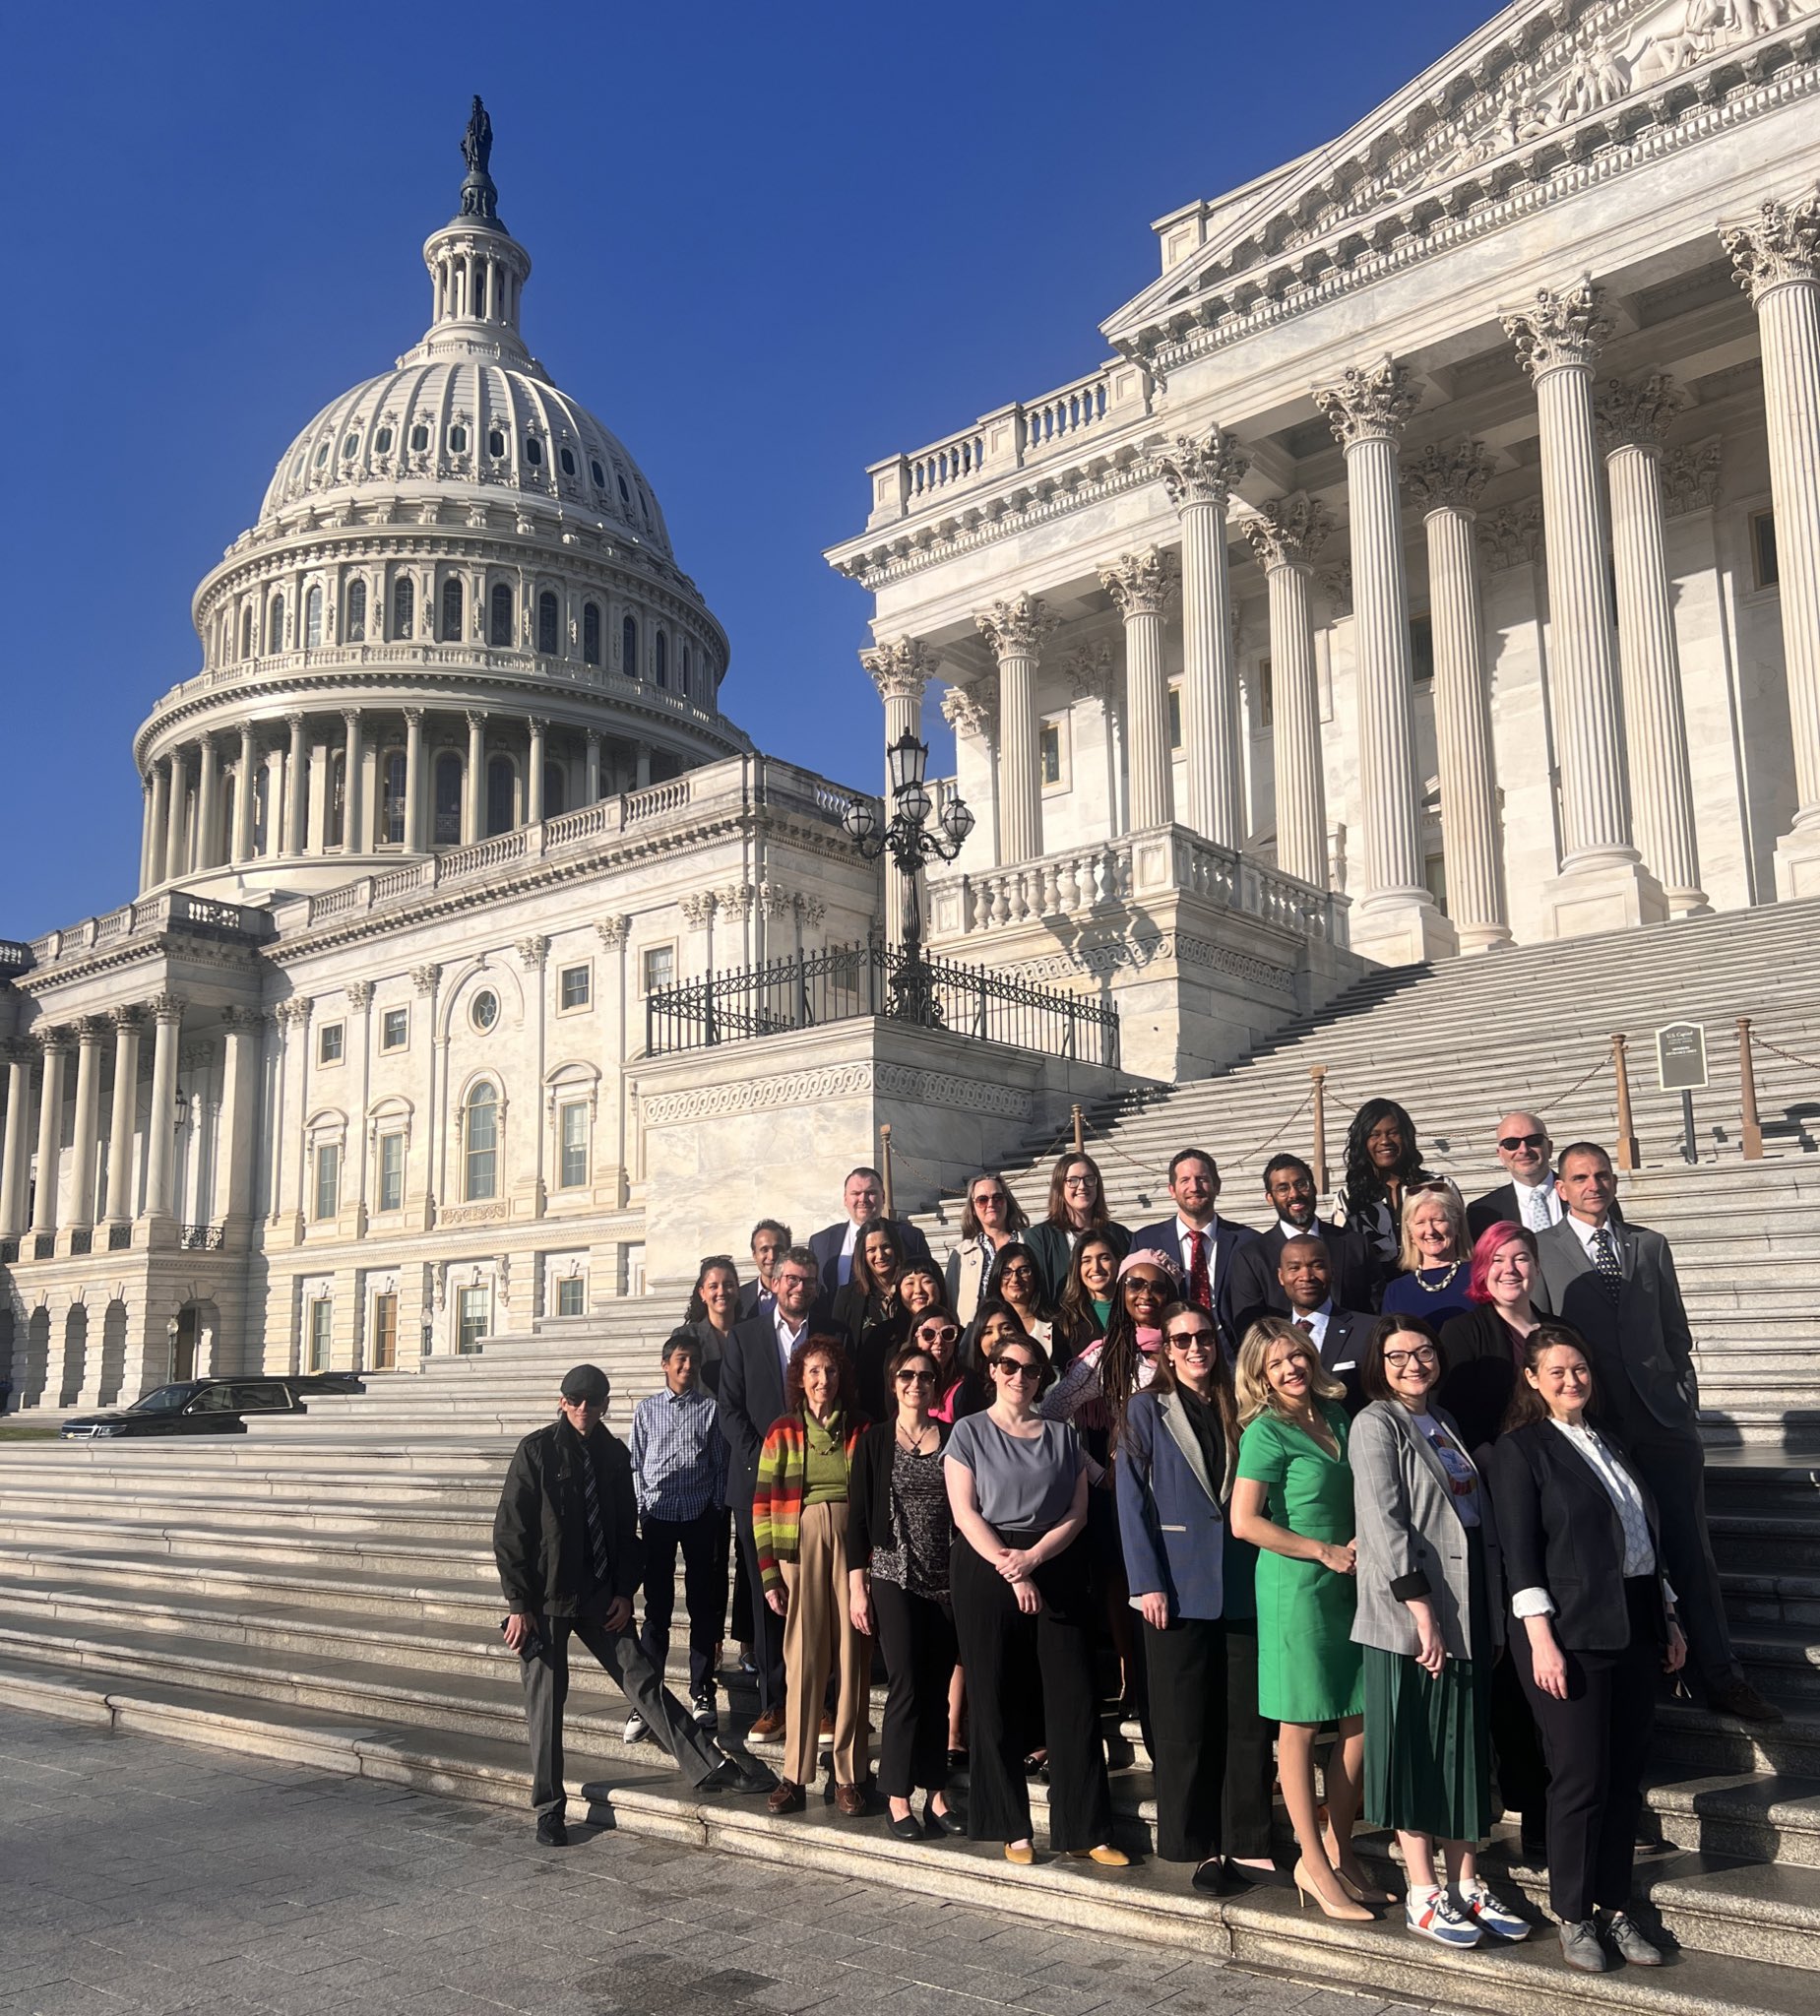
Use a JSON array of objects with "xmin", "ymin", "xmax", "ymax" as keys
[{"xmin": 1188, "ymin": 1229, "xmax": 1212, "ymax": 1313}]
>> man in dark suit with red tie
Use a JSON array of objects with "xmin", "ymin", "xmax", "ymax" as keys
[{"xmin": 1128, "ymin": 1149, "xmax": 1259, "ymax": 1353}]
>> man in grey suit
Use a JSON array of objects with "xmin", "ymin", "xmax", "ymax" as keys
[{"xmin": 1534, "ymin": 1144, "xmax": 1780, "ymax": 1723}]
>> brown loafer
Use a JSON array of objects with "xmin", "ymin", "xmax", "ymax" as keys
[
  {"xmin": 749, "ymin": 1706, "xmax": 786, "ymax": 1741},
  {"xmin": 766, "ymin": 1778, "xmax": 805, "ymax": 1815},
  {"xmin": 820, "ymin": 1711, "xmax": 836, "ymax": 1735},
  {"xmin": 835, "ymin": 1781, "xmax": 867, "ymax": 1816}
]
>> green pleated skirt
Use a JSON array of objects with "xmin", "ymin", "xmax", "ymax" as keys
[{"xmin": 1362, "ymin": 1528, "xmax": 1492, "ymax": 1842}]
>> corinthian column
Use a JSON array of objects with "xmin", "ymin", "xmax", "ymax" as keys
[
  {"xmin": 1157, "ymin": 428, "xmax": 1248, "ymax": 847},
  {"xmin": 976, "ymin": 597, "xmax": 1055, "ymax": 864},
  {"xmin": 66, "ymin": 1019, "xmax": 106, "ymax": 1231},
  {"xmin": 1594, "ymin": 374, "xmax": 1708, "ymax": 915},
  {"xmin": 164, "ymin": 747, "xmax": 190, "ymax": 880},
  {"xmin": 1505, "ymin": 280, "xmax": 1666, "ymax": 934},
  {"xmin": 940, "ymin": 679, "xmax": 999, "ymax": 864},
  {"xmin": 862, "ymin": 638, "xmax": 933, "ymax": 944},
  {"xmin": 1100, "ymin": 550, "xmax": 1179, "ymax": 833},
  {"xmin": 0, "ymin": 1047, "xmax": 31, "ymax": 1237},
  {"xmin": 285, "ymin": 713, "xmax": 309, "ymax": 855},
  {"xmin": 146, "ymin": 762, "xmax": 170, "ymax": 889},
  {"xmin": 103, "ymin": 1007, "xmax": 143, "ymax": 1224},
  {"xmin": 195, "ymin": 733, "xmax": 220, "ymax": 871},
  {"xmin": 233, "ymin": 724, "xmax": 258, "ymax": 862},
  {"xmin": 1403, "ymin": 443, "xmax": 1511, "ymax": 950},
  {"xmin": 145, "ymin": 995, "xmax": 184, "ymax": 1222},
  {"xmin": 1723, "ymin": 188, "xmax": 1820, "ymax": 899},
  {"xmin": 1315, "ymin": 359, "xmax": 1455, "ymax": 963},
  {"xmin": 1242, "ymin": 496, "xmax": 1333, "ymax": 888},
  {"xmin": 30, "ymin": 1031, "xmax": 69, "ymax": 1235}
]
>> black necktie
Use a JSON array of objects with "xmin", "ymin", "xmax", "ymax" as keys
[
  {"xmin": 1591, "ymin": 1227, "xmax": 1622, "ymax": 1304},
  {"xmin": 579, "ymin": 1438, "xmax": 610, "ymax": 1581}
]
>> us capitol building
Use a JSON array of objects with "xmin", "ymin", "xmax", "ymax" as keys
[{"xmin": 6, "ymin": 0, "xmax": 1820, "ymax": 1407}]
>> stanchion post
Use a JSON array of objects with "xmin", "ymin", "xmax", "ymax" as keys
[
  {"xmin": 1737, "ymin": 1017, "xmax": 1764, "ymax": 1161},
  {"xmin": 1071, "ymin": 1103, "xmax": 1085, "ymax": 1157},
  {"xmin": 879, "ymin": 1122, "xmax": 895, "ymax": 1218},
  {"xmin": 1310, "ymin": 1065, "xmax": 1330, "ymax": 1196},
  {"xmin": 1611, "ymin": 1035, "xmax": 1639, "ymax": 1171}
]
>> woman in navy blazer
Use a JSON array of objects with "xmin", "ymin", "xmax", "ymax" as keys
[{"xmin": 1117, "ymin": 1298, "xmax": 1265, "ymax": 1893}]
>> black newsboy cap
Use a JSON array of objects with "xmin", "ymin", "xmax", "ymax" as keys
[{"xmin": 560, "ymin": 1363, "xmax": 610, "ymax": 1403}]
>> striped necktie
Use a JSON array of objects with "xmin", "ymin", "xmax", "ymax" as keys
[
  {"xmin": 579, "ymin": 1438, "xmax": 611, "ymax": 1581},
  {"xmin": 1591, "ymin": 1226, "xmax": 1622, "ymax": 1303}
]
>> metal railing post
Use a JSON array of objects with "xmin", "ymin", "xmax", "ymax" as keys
[
  {"xmin": 1310, "ymin": 1064, "xmax": 1329, "ymax": 1195},
  {"xmin": 1611, "ymin": 1034, "xmax": 1640, "ymax": 1171},
  {"xmin": 880, "ymin": 1123, "xmax": 895, "ymax": 1218},
  {"xmin": 1072, "ymin": 1103, "xmax": 1085, "ymax": 1157},
  {"xmin": 1737, "ymin": 1016, "xmax": 1764, "ymax": 1161}
]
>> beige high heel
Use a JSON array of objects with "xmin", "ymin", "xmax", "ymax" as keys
[{"xmin": 1293, "ymin": 1858, "xmax": 1375, "ymax": 1922}]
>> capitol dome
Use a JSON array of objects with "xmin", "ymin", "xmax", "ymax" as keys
[{"xmin": 134, "ymin": 100, "xmax": 745, "ymax": 904}]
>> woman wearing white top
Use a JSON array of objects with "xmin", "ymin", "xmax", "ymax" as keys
[{"xmin": 1485, "ymin": 1324, "xmax": 1686, "ymax": 1975}]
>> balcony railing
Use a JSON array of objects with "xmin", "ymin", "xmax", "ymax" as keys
[
  {"xmin": 646, "ymin": 941, "xmax": 1119, "ymax": 1069},
  {"xmin": 178, "ymin": 1224, "xmax": 226, "ymax": 1252}
]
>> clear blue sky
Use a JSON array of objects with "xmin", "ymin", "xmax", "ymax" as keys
[{"xmin": 2, "ymin": 0, "xmax": 1488, "ymax": 939}]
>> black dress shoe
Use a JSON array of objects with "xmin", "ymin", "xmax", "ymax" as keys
[
  {"xmin": 888, "ymin": 1811, "xmax": 924, "ymax": 1842},
  {"xmin": 927, "ymin": 1801, "xmax": 967, "ymax": 1835},
  {"xmin": 699, "ymin": 1758, "xmax": 775, "ymax": 1796},
  {"xmin": 1190, "ymin": 1858, "xmax": 1233, "ymax": 1896},
  {"xmin": 1224, "ymin": 1858, "xmax": 1287, "ymax": 1889},
  {"xmin": 1707, "ymin": 1676, "xmax": 1785, "ymax": 1724},
  {"xmin": 534, "ymin": 1810, "xmax": 568, "ymax": 1848}
]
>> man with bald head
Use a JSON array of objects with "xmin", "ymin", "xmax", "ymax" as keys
[{"xmin": 1467, "ymin": 1111, "xmax": 1564, "ymax": 1239}]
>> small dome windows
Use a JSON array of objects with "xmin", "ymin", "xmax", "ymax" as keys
[
  {"xmin": 488, "ymin": 427, "xmax": 506, "ymax": 457},
  {"xmin": 448, "ymin": 423, "xmax": 469, "ymax": 454},
  {"xmin": 409, "ymin": 423, "xmax": 430, "ymax": 452},
  {"xmin": 591, "ymin": 459, "xmax": 606, "ymax": 487},
  {"xmin": 342, "ymin": 434, "xmax": 359, "ymax": 460},
  {"xmin": 616, "ymin": 472, "xmax": 631, "ymax": 505},
  {"xmin": 525, "ymin": 436, "xmax": 543, "ymax": 467},
  {"xmin": 314, "ymin": 441, "xmax": 332, "ymax": 469},
  {"xmin": 374, "ymin": 425, "xmax": 394, "ymax": 455},
  {"xmin": 559, "ymin": 447, "xmax": 577, "ymax": 476}
]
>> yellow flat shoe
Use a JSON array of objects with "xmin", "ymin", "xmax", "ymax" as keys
[
  {"xmin": 1070, "ymin": 1845, "xmax": 1131, "ymax": 1867},
  {"xmin": 1004, "ymin": 1842, "xmax": 1036, "ymax": 1865}
]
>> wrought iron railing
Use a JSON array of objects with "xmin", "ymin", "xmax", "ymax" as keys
[{"xmin": 646, "ymin": 941, "xmax": 1119, "ymax": 1068}]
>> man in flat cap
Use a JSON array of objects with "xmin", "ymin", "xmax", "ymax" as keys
[{"xmin": 494, "ymin": 1363, "xmax": 771, "ymax": 1843}]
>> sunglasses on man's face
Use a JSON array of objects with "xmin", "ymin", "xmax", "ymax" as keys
[{"xmin": 1499, "ymin": 1133, "xmax": 1547, "ymax": 1152}]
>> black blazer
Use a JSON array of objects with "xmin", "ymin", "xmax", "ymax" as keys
[
  {"xmin": 1437, "ymin": 1305, "xmax": 1530, "ymax": 1453},
  {"xmin": 1127, "ymin": 1215, "xmax": 1258, "ymax": 1350},
  {"xmin": 809, "ymin": 1216, "xmax": 934, "ymax": 1292},
  {"xmin": 720, "ymin": 1313, "xmax": 790, "ymax": 1507},
  {"xmin": 847, "ymin": 1418, "xmax": 953, "ymax": 1566},
  {"xmin": 493, "ymin": 1419, "xmax": 641, "ymax": 1614},
  {"xmin": 1228, "ymin": 1219, "xmax": 1380, "ymax": 1333},
  {"xmin": 736, "ymin": 1278, "xmax": 776, "ymax": 1321},
  {"xmin": 1533, "ymin": 1218, "xmax": 1696, "ymax": 1429},
  {"xmin": 1310, "ymin": 1305, "xmax": 1371, "ymax": 1416},
  {"xmin": 1485, "ymin": 1420, "xmax": 1672, "ymax": 1655},
  {"xmin": 829, "ymin": 1286, "xmax": 910, "ymax": 1422}
]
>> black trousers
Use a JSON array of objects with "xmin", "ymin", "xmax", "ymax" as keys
[
  {"xmin": 722, "ymin": 1508, "xmax": 754, "ymax": 1643},
  {"xmin": 950, "ymin": 1530, "xmax": 1113, "ymax": 1851},
  {"xmin": 1514, "ymin": 1578, "xmax": 1662, "ymax": 1922},
  {"xmin": 872, "ymin": 1577, "xmax": 958, "ymax": 1797},
  {"xmin": 519, "ymin": 1612, "xmax": 723, "ymax": 1816},
  {"xmin": 1489, "ymin": 1643, "xmax": 1548, "ymax": 1824},
  {"xmin": 733, "ymin": 1501, "xmax": 785, "ymax": 1712},
  {"xmin": 1144, "ymin": 1615, "xmax": 1227, "ymax": 1863},
  {"xmin": 639, "ymin": 1507, "xmax": 724, "ymax": 1701},
  {"xmin": 1620, "ymin": 1413, "xmax": 1737, "ymax": 1686},
  {"xmin": 1222, "ymin": 1615, "xmax": 1277, "ymax": 1860}
]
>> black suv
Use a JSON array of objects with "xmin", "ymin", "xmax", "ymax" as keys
[{"xmin": 59, "ymin": 1373, "xmax": 359, "ymax": 1439}]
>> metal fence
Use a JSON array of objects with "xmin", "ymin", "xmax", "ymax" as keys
[{"xmin": 646, "ymin": 941, "xmax": 1119, "ymax": 1068}]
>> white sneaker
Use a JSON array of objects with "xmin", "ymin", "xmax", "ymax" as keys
[
  {"xmin": 1459, "ymin": 1878, "xmax": 1531, "ymax": 1941},
  {"xmin": 691, "ymin": 1696, "xmax": 718, "ymax": 1730},
  {"xmin": 623, "ymin": 1711, "xmax": 650, "ymax": 1744},
  {"xmin": 1407, "ymin": 1884, "xmax": 1482, "ymax": 1948}
]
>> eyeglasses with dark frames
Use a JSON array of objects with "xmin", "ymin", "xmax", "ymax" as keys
[
  {"xmin": 1166, "ymin": 1329, "xmax": 1216, "ymax": 1349},
  {"xmin": 1383, "ymin": 1346, "xmax": 1440, "ymax": 1369}
]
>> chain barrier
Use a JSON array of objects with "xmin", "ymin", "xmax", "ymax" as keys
[
  {"xmin": 1535, "ymin": 1046, "xmax": 1613, "ymax": 1115},
  {"xmin": 1753, "ymin": 1034, "xmax": 1820, "ymax": 1076}
]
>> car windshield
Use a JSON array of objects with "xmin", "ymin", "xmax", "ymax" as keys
[{"xmin": 129, "ymin": 1385, "xmax": 194, "ymax": 1414}]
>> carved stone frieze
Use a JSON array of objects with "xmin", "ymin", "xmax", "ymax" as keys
[
  {"xmin": 1402, "ymin": 442, "xmax": 1495, "ymax": 515},
  {"xmin": 1504, "ymin": 278, "xmax": 1612, "ymax": 377},
  {"xmin": 1241, "ymin": 494, "xmax": 1335, "ymax": 570}
]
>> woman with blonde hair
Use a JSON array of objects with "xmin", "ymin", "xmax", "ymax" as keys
[
  {"xmin": 1230, "ymin": 1315, "xmax": 1378, "ymax": 1921},
  {"xmin": 1381, "ymin": 1180, "xmax": 1475, "ymax": 1328}
]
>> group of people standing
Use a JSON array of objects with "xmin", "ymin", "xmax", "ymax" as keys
[{"xmin": 494, "ymin": 1110, "xmax": 1773, "ymax": 1976}]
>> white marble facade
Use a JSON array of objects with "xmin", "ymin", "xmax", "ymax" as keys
[{"xmin": 827, "ymin": 0, "xmax": 1820, "ymax": 990}]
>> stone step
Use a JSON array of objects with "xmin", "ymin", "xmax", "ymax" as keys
[
  {"xmin": 0, "ymin": 1486, "xmax": 491, "ymax": 1542},
  {"xmin": 7, "ymin": 1656, "xmax": 1820, "ymax": 2014},
  {"xmin": 1711, "ymin": 1516, "xmax": 1820, "ymax": 1574},
  {"xmin": 0, "ymin": 1510, "xmax": 495, "ymax": 1579}
]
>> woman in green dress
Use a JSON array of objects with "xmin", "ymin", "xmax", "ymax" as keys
[{"xmin": 1231, "ymin": 1315, "xmax": 1382, "ymax": 1922}]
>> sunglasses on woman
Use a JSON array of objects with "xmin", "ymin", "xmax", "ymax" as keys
[
  {"xmin": 918, "ymin": 1325, "xmax": 960, "ymax": 1345},
  {"xmin": 1166, "ymin": 1328, "xmax": 1216, "ymax": 1350},
  {"xmin": 895, "ymin": 1367, "xmax": 937, "ymax": 1386},
  {"xmin": 996, "ymin": 1357, "xmax": 1040, "ymax": 1380}
]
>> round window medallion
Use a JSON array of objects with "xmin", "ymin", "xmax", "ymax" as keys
[{"xmin": 471, "ymin": 989, "xmax": 500, "ymax": 1033}]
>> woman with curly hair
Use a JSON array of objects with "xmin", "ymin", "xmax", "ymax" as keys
[
  {"xmin": 1026, "ymin": 1153, "xmax": 1130, "ymax": 1304},
  {"xmin": 753, "ymin": 1335, "xmax": 871, "ymax": 1817},
  {"xmin": 1340, "ymin": 1099, "xmax": 1432, "ymax": 1274}
]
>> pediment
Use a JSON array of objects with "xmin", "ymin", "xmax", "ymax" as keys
[{"xmin": 1104, "ymin": 0, "xmax": 1816, "ymax": 350}]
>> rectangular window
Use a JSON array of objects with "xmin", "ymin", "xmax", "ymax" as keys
[
  {"xmin": 1039, "ymin": 724, "xmax": 1061, "ymax": 787},
  {"xmin": 371, "ymin": 1292, "xmax": 398, "ymax": 1371},
  {"xmin": 1254, "ymin": 658, "xmax": 1274, "ymax": 730},
  {"xmin": 380, "ymin": 1006, "xmax": 408, "ymax": 1051},
  {"xmin": 1752, "ymin": 509, "xmax": 1780, "ymax": 591},
  {"xmin": 558, "ymin": 1102, "xmax": 589, "ymax": 1189},
  {"xmin": 308, "ymin": 1297, "xmax": 334, "ymax": 1373},
  {"xmin": 558, "ymin": 964, "xmax": 592, "ymax": 1012},
  {"xmin": 378, "ymin": 1132, "xmax": 405, "ymax": 1213},
  {"xmin": 642, "ymin": 944, "xmax": 675, "ymax": 994},
  {"xmin": 313, "ymin": 1142, "xmax": 341, "ymax": 1221},
  {"xmin": 458, "ymin": 1285, "xmax": 490, "ymax": 1355},
  {"xmin": 1410, "ymin": 613, "xmax": 1435, "ymax": 685},
  {"xmin": 318, "ymin": 1023, "xmax": 345, "ymax": 1065},
  {"xmin": 1167, "ymin": 683, "xmax": 1182, "ymax": 751},
  {"xmin": 556, "ymin": 1277, "xmax": 587, "ymax": 1316}
]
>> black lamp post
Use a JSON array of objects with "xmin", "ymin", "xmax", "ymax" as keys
[{"xmin": 844, "ymin": 731, "xmax": 975, "ymax": 1025}]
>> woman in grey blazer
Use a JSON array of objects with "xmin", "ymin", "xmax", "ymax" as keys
[{"xmin": 1350, "ymin": 1314, "xmax": 1530, "ymax": 1951}]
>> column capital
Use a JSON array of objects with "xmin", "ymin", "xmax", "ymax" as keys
[
  {"xmin": 1241, "ymin": 493, "xmax": 1335, "ymax": 570},
  {"xmin": 411, "ymin": 963, "xmax": 443, "ymax": 995},
  {"xmin": 515, "ymin": 934, "xmax": 550, "ymax": 969},
  {"xmin": 109, "ymin": 1004, "xmax": 145, "ymax": 1032},
  {"xmin": 974, "ymin": 594, "xmax": 1056, "ymax": 660},
  {"xmin": 148, "ymin": 992, "xmax": 186, "ymax": 1026},
  {"xmin": 1065, "ymin": 643, "xmax": 1116, "ymax": 710},
  {"xmin": 466, "ymin": 709, "xmax": 488, "ymax": 730},
  {"xmin": 238, "ymin": 721, "xmax": 257, "ymax": 749},
  {"xmin": 1662, "ymin": 440, "xmax": 1723, "ymax": 517},
  {"xmin": 285, "ymin": 710, "xmax": 307, "ymax": 732},
  {"xmin": 196, "ymin": 727, "xmax": 218, "ymax": 754},
  {"xmin": 1099, "ymin": 547, "xmax": 1179, "ymax": 619},
  {"xmin": 219, "ymin": 1005, "xmax": 266, "ymax": 1033},
  {"xmin": 73, "ymin": 1016, "xmax": 109, "ymax": 1047},
  {"xmin": 345, "ymin": 980, "xmax": 375, "ymax": 1008},
  {"xmin": 273, "ymin": 996, "xmax": 310, "ymax": 1029},
  {"xmin": 1722, "ymin": 186, "xmax": 1820, "ymax": 303},
  {"xmin": 939, "ymin": 677, "xmax": 997, "ymax": 739},
  {"xmin": 1319, "ymin": 563, "xmax": 1354, "ymax": 616},
  {"xmin": 402, "ymin": 706, "xmax": 424, "ymax": 725},
  {"xmin": 1403, "ymin": 441, "xmax": 1495, "ymax": 516},
  {"xmin": 1503, "ymin": 277, "xmax": 1611, "ymax": 378},
  {"xmin": 859, "ymin": 635, "xmax": 931, "ymax": 705},
  {"xmin": 1315, "ymin": 356, "xmax": 1418, "ymax": 448},
  {"xmin": 1594, "ymin": 372, "xmax": 1683, "ymax": 452},
  {"xmin": 679, "ymin": 892, "xmax": 717, "ymax": 928},
  {"xmin": 342, "ymin": 706, "xmax": 362, "ymax": 726},
  {"xmin": 527, "ymin": 715, "xmax": 549, "ymax": 735},
  {"xmin": 718, "ymin": 884, "xmax": 755, "ymax": 920},
  {"xmin": 595, "ymin": 915, "xmax": 631, "ymax": 948},
  {"xmin": 1475, "ymin": 500, "xmax": 1545, "ymax": 570},
  {"xmin": 1155, "ymin": 425, "xmax": 1249, "ymax": 510}
]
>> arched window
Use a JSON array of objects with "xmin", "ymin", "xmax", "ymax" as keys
[
  {"xmin": 622, "ymin": 613, "xmax": 638, "ymax": 676},
  {"xmin": 655, "ymin": 632, "xmax": 667, "ymax": 687},
  {"xmin": 304, "ymin": 585, "xmax": 324, "ymax": 649},
  {"xmin": 433, "ymin": 751, "xmax": 463, "ymax": 844},
  {"xmin": 582, "ymin": 602, "xmax": 600, "ymax": 666},
  {"xmin": 486, "ymin": 755, "xmax": 516, "ymax": 836},
  {"xmin": 543, "ymin": 762, "xmax": 567, "ymax": 818},
  {"xmin": 239, "ymin": 606, "xmax": 253, "ymax": 660},
  {"xmin": 464, "ymin": 1083, "xmax": 498, "ymax": 1201},
  {"xmin": 345, "ymin": 578, "xmax": 367, "ymax": 643},
  {"xmin": 489, "ymin": 582, "xmax": 513, "ymax": 648},
  {"xmin": 267, "ymin": 594, "xmax": 285, "ymax": 653},
  {"xmin": 559, "ymin": 446, "xmax": 576, "ymax": 476},
  {"xmin": 393, "ymin": 576, "xmax": 414, "ymax": 640},
  {"xmin": 382, "ymin": 750, "xmax": 407, "ymax": 845},
  {"xmin": 487, "ymin": 427, "xmax": 506, "ymax": 458},
  {"xmin": 537, "ymin": 591, "xmax": 559, "ymax": 657},
  {"xmin": 441, "ymin": 577, "xmax": 464, "ymax": 643},
  {"xmin": 525, "ymin": 435, "xmax": 543, "ymax": 467}
]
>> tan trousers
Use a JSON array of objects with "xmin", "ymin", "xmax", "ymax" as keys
[{"xmin": 779, "ymin": 1498, "xmax": 872, "ymax": 1788}]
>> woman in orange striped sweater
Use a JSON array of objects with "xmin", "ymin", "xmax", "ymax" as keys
[{"xmin": 753, "ymin": 1334, "xmax": 871, "ymax": 1815}]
